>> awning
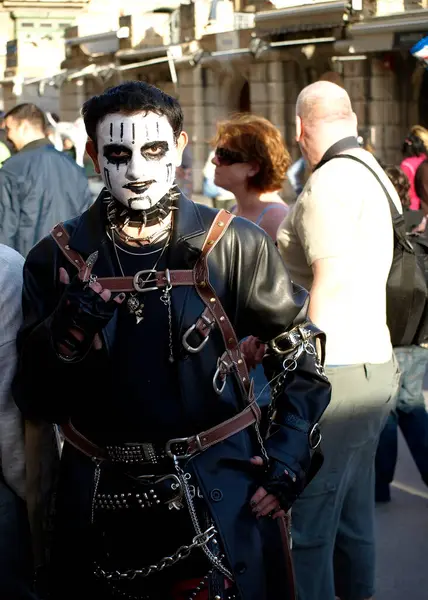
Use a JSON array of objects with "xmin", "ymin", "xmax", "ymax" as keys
[
  {"xmin": 347, "ymin": 9, "xmax": 428, "ymax": 53},
  {"xmin": 255, "ymin": 0, "xmax": 353, "ymax": 36}
]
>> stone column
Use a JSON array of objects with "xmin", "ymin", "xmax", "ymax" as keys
[
  {"xmin": 249, "ymin": 62, "xmax": 269, "ymax": 119},
  {"xmin": 177, "ymin": 65, "xmax": 206, "ymax": 194},
  {"xmin": 267, "ymin": 60, "xmax": 286, "ymax": 141}
]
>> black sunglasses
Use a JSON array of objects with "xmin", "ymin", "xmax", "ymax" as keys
[{"xmin": 215, "ymin": 147, "xmax": 246, "ymax": 166}]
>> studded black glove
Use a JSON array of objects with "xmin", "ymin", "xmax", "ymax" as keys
[
  {"xmin": 263, "ymin": 460, "xmax": 301, "ymax": 512},
  {"xmin": 51, "ymin": 275, "xmax": 123, "ymax": 362}
]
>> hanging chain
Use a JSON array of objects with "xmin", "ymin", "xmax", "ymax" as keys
[
  {"xmin": 160, "ymin": 276, "xmax": 174, "ymax": 364},
  {"xmin": 173, "ymin": 458, "xmax": 234, "ymax": 581},
  {"xmin": 94, "ymin": 527, "xmax": 216, "ymax": 581},
  {"xmin": 91, "ymin": 460, "xmax": 102, "ymax": 525}
]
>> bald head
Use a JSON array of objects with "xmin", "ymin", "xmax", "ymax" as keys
[
  {"xmin": 295, "ymin": 81, "xmax": 358, "ymax": 168},
  {"xmin": 297, "ymin": 81, "xmax": 353, "ymax": 124}
]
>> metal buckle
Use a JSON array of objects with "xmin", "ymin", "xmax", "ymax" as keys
[
  {"xmin": 133, "ymin": 269, "xmax": 159, "ymax": 293},
  {"xmin": 309, "ymin": 423, "xmax": 322, "ymax": 450},
  {"xmin": 165, "ymin": 437, "xmax": 193, "ymax": 460},
  {"xmin": 182, "ymin": 324, "xmax": 210, "ymax": 353}
]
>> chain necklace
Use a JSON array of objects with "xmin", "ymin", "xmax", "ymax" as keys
[{"xmin": 111, "ymin": 226, "xmax": 170, "ymax": 325}]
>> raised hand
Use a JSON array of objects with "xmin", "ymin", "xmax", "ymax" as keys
[{"xmin": 52, "ymin": 253, "xmax": 125, "ymax": 361}]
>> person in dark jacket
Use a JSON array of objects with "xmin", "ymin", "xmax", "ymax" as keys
[
  {"xmin": 0, "ymin": 103, "xmax": 92, "ymax": 257},
  {"xmin": 12, "ymin": 82, "xmax": 331, "ymax": 600}
]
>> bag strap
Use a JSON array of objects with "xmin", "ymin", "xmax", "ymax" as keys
[{"xmin": 325, "ymin": 154, "xmax": 410, "ymax": 238}]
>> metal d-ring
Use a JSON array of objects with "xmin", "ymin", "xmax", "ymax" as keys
[{"xmin": 182, "ymin": 324, "xmax": 210, "ymax": 353}]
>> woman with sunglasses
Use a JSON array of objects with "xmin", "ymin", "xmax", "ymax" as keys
[
  {"xmin": 211, "ymin": 113, "xmax": 290, "ymax": 240},
  {"xmin": 212, "ymin": 114, "xmax": 291, "ymax": 410}
]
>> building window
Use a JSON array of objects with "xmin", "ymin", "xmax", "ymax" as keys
[{"xmin": 21, "ymin": 23, "xmax": 34, "ymax": 28}]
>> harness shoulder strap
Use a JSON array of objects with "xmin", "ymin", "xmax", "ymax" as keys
[
  {"xmin": 51, "ymin": 223, "xmax": 86, "ymax": 271},
  {"xmin": 193, "ymin": 209, "xmax": 254, "ymax": 401}
]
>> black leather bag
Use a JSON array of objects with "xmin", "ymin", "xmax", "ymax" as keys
[{"xmin": 327, "ymin": 154, "xmax": 428, "ymax": 347}]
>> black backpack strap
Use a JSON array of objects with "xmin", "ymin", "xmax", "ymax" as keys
[{"xmin": 325, "ymin": 154, "xmax": 411, "ymax": 248}]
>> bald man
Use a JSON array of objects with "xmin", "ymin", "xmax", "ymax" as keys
[{"xmin": 277, "ymin": 82, "xmax": 401, "ymax": 600}]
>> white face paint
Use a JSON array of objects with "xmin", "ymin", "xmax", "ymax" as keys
[{"xmin": 97, "ymin": 112, "xmax": 179, "ymax": 210}]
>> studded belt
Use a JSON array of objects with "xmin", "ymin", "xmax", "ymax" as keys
[{"xmin": 105, "ymin": 442, "xmax": 169, "ymax": 465}]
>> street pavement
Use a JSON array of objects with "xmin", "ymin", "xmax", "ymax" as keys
[
  {"xmin": 195, "ymin": 194, "xmax": 428, "ymax": 599},
  {"xmin": 375, "ymin": 376, "xmax": 428, "ymax": 600}
]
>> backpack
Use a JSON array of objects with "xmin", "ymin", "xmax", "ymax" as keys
[{"xmin": 327, "ymin": 154, "xmax": 428, "ymax": 347}]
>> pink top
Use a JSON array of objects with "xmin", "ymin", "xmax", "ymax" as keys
[{"xmin": 400, "ymin": 154, "xmax": 427, "ymax": 210}]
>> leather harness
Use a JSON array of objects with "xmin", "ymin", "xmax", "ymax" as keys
[{"xmin": 50, "ymin": 209, "xmax": 261, "ymax": 462}]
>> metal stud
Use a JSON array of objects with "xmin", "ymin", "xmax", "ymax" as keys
[
  {"xmin": 210, "ymin": 297, "xmax": 216, "ymax": 303},
  {"xmin": 56, "ymin": 232, "xmax": 63, "ymax": 237},
  {"xmin": 217, "ymin": 221, "xmax": 224, "ymax": 227}
]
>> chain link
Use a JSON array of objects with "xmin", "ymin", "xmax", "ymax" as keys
[
  {"xmin": 173, "ymin": 459, "xmax": 234, "ymax": 581},
  {"xmin": 160, "ymin": 281, "xmax": 174, "ymax": 363},
  {"xmin": 94, "ymin": 527, "xmax": 216, "ymax": 581}
]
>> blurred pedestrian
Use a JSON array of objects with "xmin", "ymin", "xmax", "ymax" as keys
[
  {"xmin": 0, "ymin": 103, "xmax": 93, "ymax": 256},
  {"xmin": 175, "ymin": 143, "xmax": 193, "ymax": 198},
  {"xmin": 400, "ymin": 125, "xmax": 428, "ymax": 212},
  {"xmin": 211, "ymin": 113, "xmax": 289, "ymax": 240},
  {"xmin": 202, "ymin": 149, "xmax": 235, "ymax": 208},
  {"xmin": 277, "ymin": 81, "xmax": 400, "ymax": 600},
  {"xmin": 211, "ymin": 113, "xmax": 290, "ymax": 405},
  {"xmin": 0, "ymin": 243, "xmax": 38, "ymax": 599},
  {"xmin": 375, "ymin": 165, "xmax": 428, "ymax": 502}
]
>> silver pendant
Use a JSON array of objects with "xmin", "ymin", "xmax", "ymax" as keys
[
  {"xmin": 127, "ymin": 295, "xmax": 144, "ymax": 324},
  {"xmin": 127, "ymin": 295, "xmax": 140, "ymax": 312}
]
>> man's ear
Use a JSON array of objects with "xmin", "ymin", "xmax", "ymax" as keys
[
  {"xmin": 295, "ymin": 115, "xmax": 303, "ymax": 143},
  {"xmin": 86, "ymin": 139, "xmax": 100, "ymax": 174},
  {"xmin": 175, "ymin": 131, "xmax": 188, "ymax": 164}
]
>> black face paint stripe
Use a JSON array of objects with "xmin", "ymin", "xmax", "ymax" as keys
[
  {"xmin": 156, "ymin": 121, "xmax": 159, "ymax": 138},
  {"xmin": 110, "ymin": 123, "xmax": 113, "ymax": 142},
  {"xmin": 104, "ymin": 167, "xmax": 112, "ymax": 189},
  {"xmin": 120, "ymin": 123, "xmax": 124, "ymax": 142},
  {"xmin": 166, "ymin": 163, "xmax": 173, "ymax": 181},
  {"xmin": 132, "ymin": 123, "xmax": 135, "ymax": 144}
]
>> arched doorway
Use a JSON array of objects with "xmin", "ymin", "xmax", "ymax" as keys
[{"xmin": 239, "ymin": 80, "xmax": 250, "ymax": 112}]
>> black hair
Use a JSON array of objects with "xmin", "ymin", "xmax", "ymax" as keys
[
  {"xmin": 81, "ymin": 81, "xmax": 183, "ymax": 149},
  {"xmin": 384, "ymin": 165, "xmax": 411, "ymax": 209},
  {"xmin": 4, "ymin": 103, "xmax": 47, "ymax": 132},
  {"xmin": 402, "ymin": 133, "xmax": 427, "ymax": 158}
]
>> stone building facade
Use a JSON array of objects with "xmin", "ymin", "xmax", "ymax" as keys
[{"xmin": 2, "ymin": 0, "xmax": 428, "ymax": 192}]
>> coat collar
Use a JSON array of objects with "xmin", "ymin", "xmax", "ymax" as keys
[{"xmin": 68, "ymin": 188, "xmax": 207, "ymax": 260}]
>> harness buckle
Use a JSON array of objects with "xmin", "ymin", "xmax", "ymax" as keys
[
  {"xmin": 133, "ymin": 269, "xmax": 158, "ymax": 293},
  {"xmin": 165, "ymin": 437, "xmax": 194, "ymax": 460}
]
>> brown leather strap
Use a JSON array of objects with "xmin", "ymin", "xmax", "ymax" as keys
[
  {"xmin": 193, "ymin": 210, "xmax": 252, "ymax": 396},
  {"xmin": 50, "ymin": 224, "xmax": 194, "ymax": 292},
  {"xmin": 51, "ymin": 223, "xmax": 86, "ymax": 270},
  {"xmin": 60, "ymin": 421, "xmax": 106, "ymax": 461},
  {"xmin": 278, "ymin": 515, "xmax": 297, "ymax": 600},
  {"xmin": 186, "ymin": 399, "xmax": 261, "ymax": 455},
  {"xmin": 93, "ymin": 270, "xmax": 194, "ymax": 292},
  {"xmin": 60, "ymin": 399, "xmax": 260, "ymax": 463}
]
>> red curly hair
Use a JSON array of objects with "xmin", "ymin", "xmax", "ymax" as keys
[{"xmin": 211, "ymin": 113, "xmax": 291, "ymax": 193}]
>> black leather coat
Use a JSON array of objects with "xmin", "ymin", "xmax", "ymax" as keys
[{"xmin": 13, "ymin": 192, "xmax": 331, "ymax": 600}]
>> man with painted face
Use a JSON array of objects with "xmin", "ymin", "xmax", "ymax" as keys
[{"xmin": 13, "ymin": 82, "xmax": 331, "ymax": 600}]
